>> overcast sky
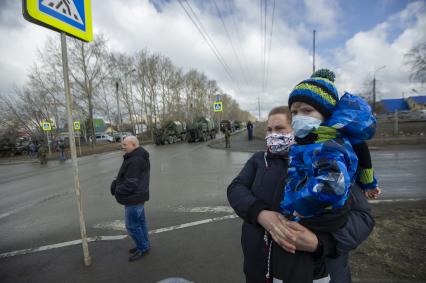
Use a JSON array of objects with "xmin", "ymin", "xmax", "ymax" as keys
[{"xmin": 1, "ymin": 0, "xmax": 425, "ymax": 118}]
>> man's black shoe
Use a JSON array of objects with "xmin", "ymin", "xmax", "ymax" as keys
[
  {"xmin": 129, "ymin": 247, "xmax": 138, "ymax": 254},
  {"xmin": 128, "ymin": 249, "xmax": 150, "ymax": 262}
]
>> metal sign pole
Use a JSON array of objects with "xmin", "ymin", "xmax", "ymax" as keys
[
  {"xmin": 46, "ymin": 131, "xmax": 51, "ymax": 156},
  {"xmin": 60, "ymin": 32, "xmax": 91, "ymax": 266},
  {"xmin": 78, "ymin": 133, "xmax": 82, "ymax": 156}
]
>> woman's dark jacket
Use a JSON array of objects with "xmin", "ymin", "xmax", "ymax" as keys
[{"xmin": 111, "ymin": 147, "xmax": 150, "ymax": 205}]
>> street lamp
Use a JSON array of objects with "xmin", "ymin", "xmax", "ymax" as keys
[
  {"xmin": 115, "ymin": 68, "xmax": 136, "ymax": 144},
  {"xmin": 373, "ymin": 65, "xmax": 386, "ymax": 113}
]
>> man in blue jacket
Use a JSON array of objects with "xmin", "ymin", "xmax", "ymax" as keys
[{"xmin": 111, "ymin": 136, "xmax": 151, "ymax": 261}]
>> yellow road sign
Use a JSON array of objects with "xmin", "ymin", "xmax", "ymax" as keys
[
  {"xmin": 214, "ymin": 101, "xmax": 223, "ymax": 112},
  {"xmin": 23, "ymin": 0, "xmax": 93, "ymax": 42},
  {"xmin": 74, "ymin": 121, "xmax": 81, "ymax": 130},
  {"xmin": 42, "ymin": 122, "xmax": 52, "ymax": 131}
]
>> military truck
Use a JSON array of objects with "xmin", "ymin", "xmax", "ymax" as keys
[
  {"xmin": 234, "ymin": 121, "xmax": 243, "ymax": 130},
  {"xmin": 187, "ymin": 117, "xmax": 217, "ymax": 143},
  {"xmin": 154, "ymin": 121, "xmax": 187, "ymax": 145},
  {"xmin": 0, "ymin": 136, "xmax": 30, "ymax": 157}
]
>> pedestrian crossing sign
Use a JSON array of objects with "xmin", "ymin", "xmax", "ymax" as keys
[
  {"xmin": 42, "ymin": 122, "xmax": 52, "ymax": 131},
  {"xmin": 214, "ymin": 101, "xmax": 223, "ymax": 112},
  {"xmin": 23, "ymin": 0, "xmax": 93, "ymax": 42},
  {"xmin": 73, "ymin": 121, "xmax": 81, "ymax": 130}
]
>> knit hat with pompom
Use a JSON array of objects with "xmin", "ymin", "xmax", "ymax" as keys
[{"xmin": 288, "ymin": 69, "xmax": 339, "ymax": 118}]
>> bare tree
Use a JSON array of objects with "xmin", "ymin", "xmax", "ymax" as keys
[
  {"xmin": 405, "ymin": 42, "xmax": 426, "ymax": 87},
  {"xmin": 2, "ymin": 35, "xmax": 255, "ymax": 143},
  {"xmin": 109, "ymin": 52, "xmax": 138, "ymax": 134},
  {"xmin": 0, "ymin": 86, "xmax": 56, "ymax": 136},
  {"xmin": 67, "ymin": 34, "xmax": 110, "ymax": 144}
]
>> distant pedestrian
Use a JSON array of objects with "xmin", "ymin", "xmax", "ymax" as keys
[
  {"xmin": 224, "ymin": 128, "xmax": 231, "ymax": 148},
  {"xmin": 57, "ymin": 140, "xmax": 65, "ymax": 161},
  {"xmin": 38, "ymin": 143, "xmax": 48, "ymax": 165},
  {"xmin": 246, "ymin": 120, "xmax": 253, "ymax": 141},
  {"xmin": 111, "ymin": 136, "xmax": 151, "ymax": 261},
  {"xmin": 28, "ymin": 142, "xmax": 36, "ymax": 158}
]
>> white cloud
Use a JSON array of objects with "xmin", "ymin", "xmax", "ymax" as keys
[
  {"xmin": 0, "ymin": 16, "xmax": 50, "ymax": 95},
  {"xmin": 303, "ymin": 0, "xmax": 341, "ymax": 40},
  {"xmin": 0, "ymin": 0, "xmax": 425, "ymax": 119},
  {"xmin": 334, "ymin": 1, "xmax": 426, "ymax": 100}
]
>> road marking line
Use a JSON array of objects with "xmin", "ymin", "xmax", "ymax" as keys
[
  {"xmin": 368, "ymin": 198, "xmax": 425, "ymax": 204},
  {"xmin": 0, "ymin": 214, "xmax": 238, "ymax": 259},
  {"xmin": 150, "ymin": 214, "xmax": 237, "ymax": 234},
  {"xmin": 377, "ymin": 173, "xmax": 416, "ymax": 177},
  {"xmin": 93, "ymin": 210, "xmax": 237, "ymax": 231},
  {"xmin": 176, "ymin": 206, "xmax": 235, "ymax": 214}
]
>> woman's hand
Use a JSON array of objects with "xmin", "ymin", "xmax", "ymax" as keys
[
  {"xmin": 280, "ymin": 215, "xmax": 319, "ymax": 252},
  {"xmin": 257, "ymin": 210, "xmax": 319, "ymax": 253},
  {"xmin": 257, "ymin": 210, "xmax": 297, "ymax": 253}
]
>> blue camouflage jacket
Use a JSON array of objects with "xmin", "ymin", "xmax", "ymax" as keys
[{"xmin": 281, "ymin": 93, "xmax": 376, "ymax": 217}]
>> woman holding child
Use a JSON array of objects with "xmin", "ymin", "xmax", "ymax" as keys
[{"xmin": 227, "ymin": 69, "xmax": 380, "ymax": 283}]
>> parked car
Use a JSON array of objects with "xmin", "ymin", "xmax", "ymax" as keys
[
  {"xmin": 113, "ymin": 132, "xmax": 132, "ymax": 142},
  {"xmin": 414, "ymin": 109, "xmax": 426, "ymax": 120},
  {"xmin": 95, "ymin": 134, "xmax": 113, "ymax": 143}
]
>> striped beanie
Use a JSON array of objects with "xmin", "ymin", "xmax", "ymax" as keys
[{"xmin": 288, "ymin": 69, "xmax": 339, "ymax": 118}]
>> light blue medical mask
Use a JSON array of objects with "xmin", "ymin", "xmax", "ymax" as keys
[{"xmin": 291, "ymin": 115, "xmax": 322, "ymax": 138}]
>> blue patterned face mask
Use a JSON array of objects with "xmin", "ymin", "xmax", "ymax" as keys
[
  {"xmin": 265, "ymin": 132, "xmax": 295, "ymax": 154},
  {"xmin": 291, "ymin": 115, "xmax": 322, "ymax": 138}
]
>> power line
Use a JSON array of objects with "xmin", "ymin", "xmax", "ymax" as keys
[
  {"xmin": 262, "ymin": 0, "xmax": 267, "ymax": 94},
  {"xmin": 177, "ymin": 0, "xmax": 242, "ymax": 94},
  {"xmin": 178, "ymin": 0, "xmax": 232, "ymax": 80},
  {"xmin": 264, "ymin": 0, "xmax": 276, "ymax": 92},
  {"xmin": 184, "ymin": 1, "xmax": 238, "ymax": 86},
  {"xmin": 260, "ymin": 0, "xmax": 263, "ymax": 93},
  {"xmin": 212, "ymin": 0, "xmax": 250, "ymax": 88},
  {"xmin": 225, "ymin": 0, "xmax": 255, "ymax": 85}
]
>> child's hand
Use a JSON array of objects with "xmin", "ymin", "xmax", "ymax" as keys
[{"xmin": 364, "ymin": 187, "xmax": 381, "ymax": 199}]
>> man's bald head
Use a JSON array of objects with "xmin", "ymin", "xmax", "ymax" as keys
[{"xmin": 122, "ymin": 136, "xmax": 139, "ymax": 154}]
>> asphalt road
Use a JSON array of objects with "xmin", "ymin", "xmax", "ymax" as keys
[{"xmin": 0, "ymin": 135, "xmax": 425, "ymax": 282}]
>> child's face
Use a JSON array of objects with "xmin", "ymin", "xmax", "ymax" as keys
[
  {"xmin": 267, "ymin": 114, "xmax": 292, "ymax": 135},
  {"xmin": 290, "ymin": 102, "xmax": 324, "ymax": 122}
]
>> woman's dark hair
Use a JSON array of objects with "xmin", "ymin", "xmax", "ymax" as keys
[{"xmin": 268, "ymin": 106, "xmax": 291, "ymax": 121}]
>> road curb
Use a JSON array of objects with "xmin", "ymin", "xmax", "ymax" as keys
[{"xmin": 0, "ymin": 160, "xmax": 39, "ymax": 165}]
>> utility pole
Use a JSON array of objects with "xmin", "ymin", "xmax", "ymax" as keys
[
  {"xmin": 373, "ymin": 65, "xmax": 386, "ymax": 113},
  {"xmin": 115, "ymin": 81, "xmax": 123, "ymax": 144},
  {"xmin": 372, "ymin": 76, "xmax": 376, "ymax": 112},
  {"xmin": 258, "ymin": 96, "xmax": 261, "ymax": 122},
  {"xmin": 313, "ymin": 30, "xmax": 316, "ymax": 73},
  {"xmin": 114, "ymin": 69, "xmax": 136, "ymax": 143}
]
